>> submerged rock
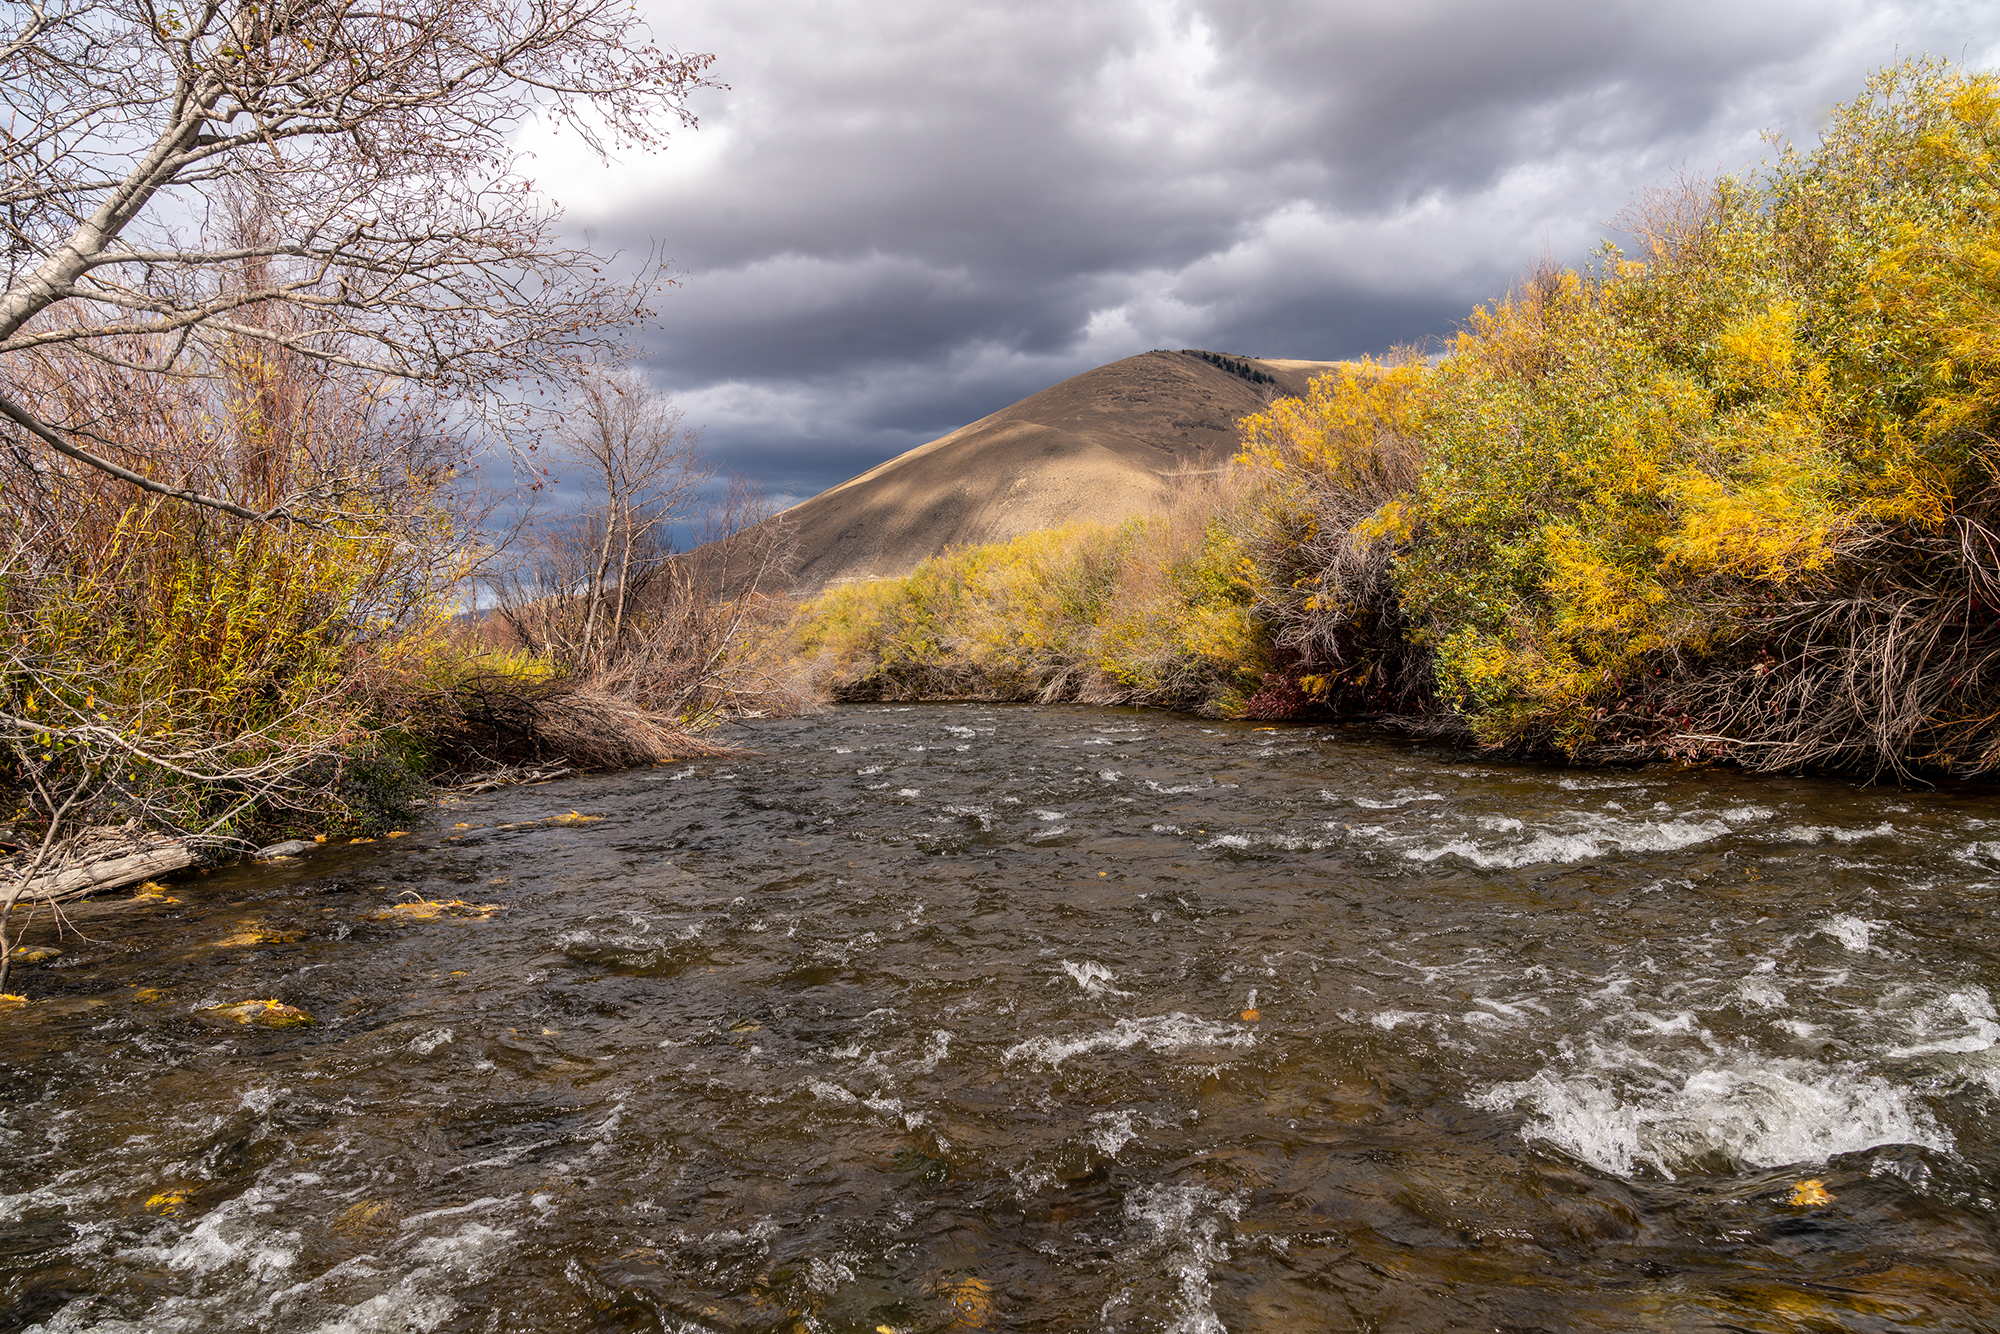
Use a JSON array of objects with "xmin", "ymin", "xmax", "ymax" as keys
[
  {"xmin": 213, "ymin": 922, "xmax": 304, "ymax": 947},
  {"xmin": 940, "ymin": 1276, "xmax": 992, "ymax": 1330},
  {"xmin": 201, "ymin": 998, "xmax": 313, "ymax": 1028},
  {"xmin": 333, "ymin": 1199, "xmax": 396, "ymax": 1237},
  {"xmin": 363, "ymin": 898, "xmax": 507, "ymax": 923}
]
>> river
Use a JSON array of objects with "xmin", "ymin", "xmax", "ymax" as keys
[{"xmin": 1, "ymin": 704, "xmax": 1995, "ymax": 1332}]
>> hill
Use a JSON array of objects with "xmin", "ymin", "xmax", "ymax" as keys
[{"xmin": 765, "ymin": 350, "xmax": 1343, "ymax": 594}]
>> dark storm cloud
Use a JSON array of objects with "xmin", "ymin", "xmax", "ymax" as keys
[{"xmin": 523, "ymin": 0, "xmax": 1997, "ymax": 501}]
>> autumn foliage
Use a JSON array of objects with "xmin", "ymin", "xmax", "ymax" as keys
[
  {"xmin": 1398, "ymin": 57, "xmax": 2000, "ymax": 772},
  {"xmin": 797, "ymin": 58, "xmax": 2000, "ymax": 775}
]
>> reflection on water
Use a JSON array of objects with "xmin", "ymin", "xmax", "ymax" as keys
[{"xmin": 1, "ymin": 704, "xmax": 1996, "ymax": 1331}]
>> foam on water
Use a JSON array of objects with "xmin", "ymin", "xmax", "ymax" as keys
[
  {"xmin": 1475, "ymin": 1050, "xmax": 1952, "ymax": 1180},
  {"xmin": 1394, "ymin": 817, "xmax": 1730, "ymax": 868},
  {"xmin": 305, "ymin": 1287, "xmax": 459, "ymax": 1334},
  {"xmin": 1885, "ymin": 987, "xmax": 2000, "ymax": 1057},
  {"xmin": 1344, "ymin": 788, "xmax": 1445, "ymax": 809},
  {"xmin": 1737, "ymin": 977, "xmax": 1786, "ymax": 1009},
  {"xmin": 1198, "ymin": 832, "xmax": 1328, "ymax": 853},
  {"xmin": 1003, "ymin": 1014, "xmax": 1257, "ymax": 1070},
  {"xmin": 1120, "ymin": 1184, "xmax": 1242, "ymax": 1334},
  {"xmin": 1818, "ymin": 914, "xmax": 1882, "ymax": 953},
  {"xmin": 1060, "ymin": 960, "xmax": 1131, "ymax": 997},
  {"xmin": 1365, "ymin": 1009, "xmax": 1435, "ymax": 1031},
  {"xmin": 139, "ymin": 1181, "xmax": 302, "ymax": 1280},
  {"xmin": 34, "ymin": 1185, "xmax": 529, "ymax": 1334},
  {"xmin": 1779, "ymin": 820, "xmax": 1898, "ymax": 845},
  {"xmin": 1953, "ymin": 839, "xmax": 2000, "ymax": 869},
  {"xmin": 1089, "ymin": 1110, "xmax": 1142, "ymax": 1157},
  {"xmin": 908, "ymin": 1029, "xmax": 954, "ymax": 1072}
]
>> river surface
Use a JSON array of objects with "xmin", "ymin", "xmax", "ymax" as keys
[{"xmin": 1, "ymin": 704, "xmax": 1997, "ymax": 1332}]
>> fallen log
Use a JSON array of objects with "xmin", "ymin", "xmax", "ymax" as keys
[{"xmin": 1, "ymin": 827, "xmax": 200, "ymax": 904}]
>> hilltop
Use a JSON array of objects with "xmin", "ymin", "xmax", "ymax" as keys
[{"xmin": 768, "ymin": 350, "xmax": 1343, "ymax": 594}]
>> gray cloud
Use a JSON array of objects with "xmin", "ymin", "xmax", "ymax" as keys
[{"xmin": 521, "ymin": 0, "xmax": 1999, "ymax": 502}]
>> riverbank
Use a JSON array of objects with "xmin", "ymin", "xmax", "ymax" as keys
[{"xmin": 0, "ymin": 751, "xmax": 711, "ymax": 912}]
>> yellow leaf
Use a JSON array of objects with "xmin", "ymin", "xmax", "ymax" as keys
[
  {"xmin": 1788, "ymin": 1178, "xmax": 1833, "ymax": 1207},
  {"xmin": 215, "ymin": 924, "xmax": 302, "ymax": 947},
  {"xmin": 333, "ymin": 1200, "xmax": 393, "ymax": 1236},
  {"xmin": 145, "ymin": 1190, "xmax": 190, "ymax": 1216}
]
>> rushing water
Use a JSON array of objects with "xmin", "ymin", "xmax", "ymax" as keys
[{"xmin": 2, "ymin": 704, "xmax": 1997, "ymax": 1332}]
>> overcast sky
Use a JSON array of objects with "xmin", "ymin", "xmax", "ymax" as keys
[{"xmin": 520, "ymin": 0, "xmax": 1999, "ymax": 508}]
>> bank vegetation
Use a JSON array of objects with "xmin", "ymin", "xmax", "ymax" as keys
[
  {"xmin": 789, "ymin": 59, "xmax": 2000, "ymax": 780},
  {"xmin": 0, "ymin": 0, "xmax": 796, "ymax": 964}
]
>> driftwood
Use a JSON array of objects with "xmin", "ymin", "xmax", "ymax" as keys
[
  {"xmin": 452, "ymin": 764, "xmax": 575, "ymax": 795},
  {"xmin": 0, "ymin": 824, "xmax": 199, "ymax": 904}
]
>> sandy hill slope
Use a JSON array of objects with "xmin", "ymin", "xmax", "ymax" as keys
[{"xmin": 766, "ymin": 349, "xmax": 1343, "ymax": 595}]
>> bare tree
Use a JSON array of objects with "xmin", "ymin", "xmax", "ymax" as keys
[
  {"xmin": 476, "ymin": 440, "xmax": 800, "ymax": 754},
  {"xmin": 565, "ymin": 369, "xmax": 710, "ymax": 662},
  {"xmin": 0, "ymin": 3, "xmax": 721, "ymax": 969},
  {"xmin": 491, "ymin": 371, "xmax": 709, "ymax": 667},
  {"xmin": 1, "ymin": 0, "xmax": 717, "ymax": 519}
]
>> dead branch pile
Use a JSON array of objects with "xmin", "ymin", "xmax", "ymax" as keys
[
  {"xmin": 425, "ymin": 674, "xmax": 731, "ymax": 774},
  {"xmin": 1590, "ymin": 511, "xmax": 2000, "ymax": 777}
]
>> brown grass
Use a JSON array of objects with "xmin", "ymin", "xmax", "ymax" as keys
[{"xmin": 424, "ymin": 672, "xmax": 733, "ymax": 773}]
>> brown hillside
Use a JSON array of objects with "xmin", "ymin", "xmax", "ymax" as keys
[{"xmin": 767, "ymin": 350, "xmax": 1342, "ymax": 595}]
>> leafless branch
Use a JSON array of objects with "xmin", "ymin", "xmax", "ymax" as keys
[{"xmin": 2, "ymin": 0, "xmax": 718, "ymax": 511}]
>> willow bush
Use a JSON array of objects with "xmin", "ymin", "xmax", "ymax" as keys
[
  {"xmin": 1, "ymin": 327, "xmax": 473, "ymax": 843},
  {"xmin": 791, "ymin": 57, "xmax": 2000, "ymax": 775},
  {"xmin": 1230, "ymin": 357, "xmax": 1433, "ymax": 716},
  {"xmin": 1397, "ymin": 57, "xmax": 2000, "ymax": 772}
]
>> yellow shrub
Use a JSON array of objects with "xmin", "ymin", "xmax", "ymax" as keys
[
  {"xmin": 790, "ymin": 499, "xmax": 1271, "ymax": 713},
  {"xmin": 1396, "ymin": 57, "xmax": 2000, "ymax": 752}
]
